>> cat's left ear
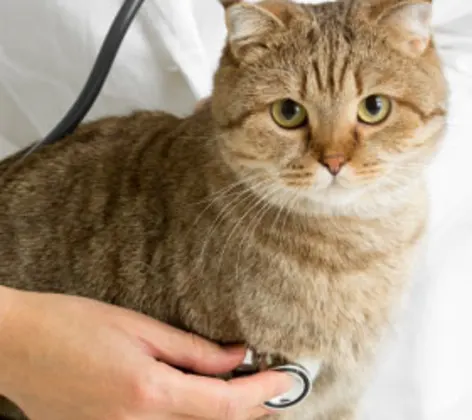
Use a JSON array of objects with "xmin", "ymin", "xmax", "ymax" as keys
[
  {"xmin": 345, "ymin": 0, "xmax": 433, "ymax": 57},
  {"xmin": 377, "ymin": 1, "xmax": 433, "ymax": 56}
]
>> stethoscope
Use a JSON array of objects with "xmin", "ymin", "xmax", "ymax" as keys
[
  {"xmin": 265, "ymin": 364, "xmax": 315, "ymax": 410},
  {"xmin": 21, "ymin": 0, "xmax": 321, "ymax": 410},
  {"xmin": 24, "ymin": 0, "xmax": 146, "ymax": 156},
  {"xmin": 238, "ymin": 350, "xmax": 322, "ymax": 410},
  {"xmin": 264, "ymin": 362, "xmax": 320, "ymax": 410}
]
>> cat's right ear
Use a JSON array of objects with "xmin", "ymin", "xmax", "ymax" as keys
[{"xmin": 224, "ymin": 2, "xmax": 288, "ymax": 59}]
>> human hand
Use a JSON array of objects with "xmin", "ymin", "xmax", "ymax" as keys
[{"xmin": 0, "ymin": 287, "xmax": 293, "ymax": 420}]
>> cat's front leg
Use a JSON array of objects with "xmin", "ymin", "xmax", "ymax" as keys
[
  {"xmin": 289, "ymin": 405, "xmax": 357, "ymax": 420},
  {"xmin": 264, "ymin": 406, "xmax": 357, "ymax": 420},
  {"xmin": 318, "ymin": 406, "xmax": 357, "ymax": 420}
]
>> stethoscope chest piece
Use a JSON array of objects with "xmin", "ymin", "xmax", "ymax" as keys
[{"xmin": 263, "ymin": 364, "xmax": 313, "ymax": 410}]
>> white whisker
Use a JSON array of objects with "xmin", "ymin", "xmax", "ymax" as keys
[
  {"xmin": 233, "ymin": 188, "xmax": 284, "ymax": 281},
  {"xmin": 215, "ymin": 185, "xmax": 281, "ymax": 278},
  {"xmin": 191, "ymin": 179, "xmax": 274, "ymax": 279}
]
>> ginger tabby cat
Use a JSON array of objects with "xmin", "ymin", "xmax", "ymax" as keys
[{"xmin": 0, "ymin": 0, "xmax": 447, "ymax": 419}]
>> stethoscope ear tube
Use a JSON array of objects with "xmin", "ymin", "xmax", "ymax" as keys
[{"xmin": 23, "ymin": 0, "xmax": 146, "ymax": 159}]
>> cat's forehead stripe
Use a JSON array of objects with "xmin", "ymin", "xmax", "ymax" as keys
[
  {"xmin": 306, "ymin": 31, "xmax": 353, "ymax": 96},
  {"xmin": 311, "ymin": 60, "xmax": 324, "ymax": 93},
  {"xmin": 353, "ymin": 69, "xmax": 363, "ymax": 97}
]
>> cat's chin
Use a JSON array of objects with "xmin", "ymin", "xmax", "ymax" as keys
[
  {"xmin": 287, "ymin": 189, "xmax": 389, "ymax": 219},
  {"xmin": 281, "ymin": 175, "xmax": 423, "ymax": 219},
  {"xmin": 299, "ymin": 186, "xmax": 364, "ymax": 213},
  {"xmin": 263, "ymin": 171, "xmax": 410, "ymax": 218},
  {"xmin": 244, "ymin": 165, "xmax": 422, "ymax": 218}
]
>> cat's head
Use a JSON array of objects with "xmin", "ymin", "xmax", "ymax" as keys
[{"xmin": 211, "ymin": 0, "xmax": 448, "ymax": 217}]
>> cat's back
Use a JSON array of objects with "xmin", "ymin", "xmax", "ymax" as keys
[
  {"xmin": 0, "ymin": 110, "xmax": 186, "ymax": 296},
  {"xmin": 0, "ymin": 110, "xmax": 181, "ymax": 181},
  {"xmin": 0, "ymin": 110, "xmax": 183, "ymax": 238}
]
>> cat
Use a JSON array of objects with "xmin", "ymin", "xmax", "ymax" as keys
[{"xmin": 0, "ymin": 0, "xmax": 448, "ymax": 419}]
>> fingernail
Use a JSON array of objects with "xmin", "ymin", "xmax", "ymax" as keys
[
  {"xmin": 274, "ymin": 372, "xmax": 297, "ymax": 394},
  {"xmin": 225, "ymin": 345, "xmax": 247, "ymax": 358},
  {"xmin": 263, "ymin": 372, "xmax": 307, "ymax": 410}
]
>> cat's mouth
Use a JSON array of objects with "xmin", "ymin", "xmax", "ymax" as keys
[
  {"xmin": 277, "ymin": 165, "xmax": 378, "ymax": 208},
  {"xmin": 286, "ymin": 166, "xmax": 352, "ymax": 192}
]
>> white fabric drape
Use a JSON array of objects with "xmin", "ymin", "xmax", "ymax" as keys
[{"xmin": 0, "ymin": 1, "xmax": 471, "ymax": 419}]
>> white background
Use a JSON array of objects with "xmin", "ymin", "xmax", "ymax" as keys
[{"xmin": 0, "ymin": 1, "xmax": 471, "ymax": 419}]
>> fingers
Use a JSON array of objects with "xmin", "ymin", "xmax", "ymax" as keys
[
  {"xmin": 227, "ymin": 370, "xmax": 293, "ymax": 412},
  {"xmin": 157, "ymin": 364, "xmax": 293, "ymax": 419},
  {"xmin": 248, "ymin": 407, "xmax": 273, "ymax": 419},
  {"xmin": 149, "ymin": 416, "xmax": 203, "ymax": 420},
  {"xmin": 161, "ymin": 410, "xmax": 267, "ymax": 420},
  {"xmin": 134, "ymin": 318, "xmax": 246, "ymax": 375}
]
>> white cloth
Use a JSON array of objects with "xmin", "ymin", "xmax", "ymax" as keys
[{"xmin": 0, "ymin": 1, "xmax": 471, "ymax": 419}]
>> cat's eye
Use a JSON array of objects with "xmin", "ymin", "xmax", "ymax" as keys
[
  {"xmin": 271, "ymin": 99, "xmax": 308, "ymax": 129},
  {"xmin": 357, "ymin": 95, "xmax": 392, "ymax": 125}
]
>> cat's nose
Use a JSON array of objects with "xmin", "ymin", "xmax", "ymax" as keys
[{"xmin": 321, "ymin": 154, "xmax": 346, "ymax": 176}]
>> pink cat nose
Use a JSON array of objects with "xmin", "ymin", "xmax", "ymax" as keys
[{"xmin": 321, "ymin": 154, "xmax": 346, "ymax": 176}]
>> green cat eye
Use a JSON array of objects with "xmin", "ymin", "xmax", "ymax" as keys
[
  {"xmin": 358, "ymin": 95, "xmax": 392, "ymax": 125},
  {"xmin": 271, "ymin": 99, "xmax": 308, "ymax": 129}
]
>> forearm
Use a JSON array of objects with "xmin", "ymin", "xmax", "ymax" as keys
[
  {"xmin": 0, "ymin": 285, "xmax": 15, "ymax": 333},
  {"xmin": 0, "ymin": 285, "xmax": 17, "ymax": 394},
  {"xmin": 0, "ymin": 286, "xmax": 30, "ymax": 401}
]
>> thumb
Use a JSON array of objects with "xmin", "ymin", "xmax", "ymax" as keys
[{"xmin": 132, "ymin": 317, "xmax": 246, "ymax": 375}]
